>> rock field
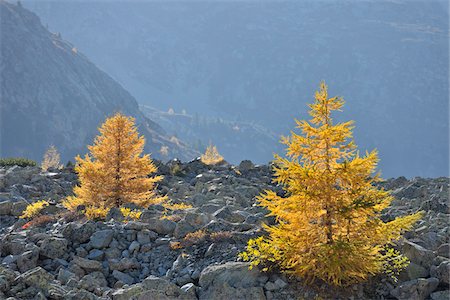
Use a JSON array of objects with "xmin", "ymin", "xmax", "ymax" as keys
[{"xmin": 0, "ymin": 159, "xmax": 448, "ymax": 299}]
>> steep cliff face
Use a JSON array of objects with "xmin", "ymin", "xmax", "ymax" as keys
[{"xmin": 0, "ymin": 1, "xmax": 197, "ymax": 162}]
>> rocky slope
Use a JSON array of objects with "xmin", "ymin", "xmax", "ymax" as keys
[
  {"xmin": 0, "ymin": 1, "xmax": 197, "ymax": 162},
  {"xmin": 0, "ymin": 160, "xmax": 448, "ymax": 299}
]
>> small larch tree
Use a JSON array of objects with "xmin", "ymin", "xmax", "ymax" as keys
[
  {"xmin": 240, "ymin": 82, "xmax": 422, "ymax": 286},
  {"xmin": 65, "ymin": 113, "xmax": 165, "ymax": 215},
  {"xmin": 201, "ymin": 144, "xmax": 224, "ymax": 165},
  {"xmin": 41, "ymin": 145, "xmax": 62, "ymax": 171}
]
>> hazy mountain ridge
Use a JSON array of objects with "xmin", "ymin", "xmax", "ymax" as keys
[
  {"xmin": 23, "ymin": 0, "xmax": 449, "ymax": 177},
  {"xmin": 140, "ymin": 105, "xmax": 281, "ymax": 163},
  {"xmin": 0, "ymin": 1, "xmax": 198, "ymax": 162}
]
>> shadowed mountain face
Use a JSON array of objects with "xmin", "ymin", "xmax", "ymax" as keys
[
  {"xmin": 0, "ymin": 1, "xmax": 197, "ymax": 163},
  {"xmin": 13, "ymin": 1, "xmax": 450, "ymax": 176}
]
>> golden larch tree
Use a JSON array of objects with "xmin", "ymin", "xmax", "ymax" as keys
[
  {"xmin": 67, "ymin": 113, "xmax": 165, "ymax": 212},
  {"xmin": 41, "ymin": 145, "xmax": 62, "ymax": 171},
  {"xmin": 240, "ymin": 82, "xmax": 422, "ymax": 286},
  {"xmin": 201, "ymin": 144, "xmax": 224, "ymax": 165}
]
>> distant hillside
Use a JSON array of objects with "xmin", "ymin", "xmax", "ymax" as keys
[
  {"xmin": 0, "ymin": 1, "xmax": 198, "ymax": 162},
  {"xmin": 24, "ymin": 0, "xmax": 449, "ymax": 177},
  {"xmin": 140, "ymin": 105, "xmax": 280, "ymax": 163}
]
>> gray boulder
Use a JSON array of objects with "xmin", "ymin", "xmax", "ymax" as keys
[
  {"xmin": 90, "ymin": 229, "xmax": 114, "ymax": 249},
  {"xmin": 65, "ymin": 289, "xmax": 99, "ymax": 300},
  {"xmin": 11, "ymin": 200, "xmax": 28, "ymax": 216},
  {"xmin": 391, "ymin": 277, "xmax": 439, "ymax": 300},
  {"xmin": 431, "ymin": 290, "xmax": 450, "ymax": 300},
  {"xmin": 139, "ymin": 275, "xmax": 197, "ymax": 300},
  {"xmin": 403, "ymin": 241, "xmax": 436, "ymax": 268},
  {"xmin": 174, "ymin": 212, "xmax": 211, "ymax": 238},
  {"xmin": 137, "ymin": 229, "xmax": 157, "ymax": 244},
  {"xmin": 144, "ymin": 217, "xmax": 177, "ymax": 235},
  {"xmin": 437, "ymin": 243, "xmax": 449, "ymax": 258},
  {"xmin": 18, "ymin": 266, "xmax": 54, "ymax": 290},
  {"xmin": 17, "ymin": 249, "xmax": 39, "ymax": 272},
  {"xmin": 57, "ymin": 268, "xmax": 76, "ymax": 285},
  {"xmin": 404, "ymin": 262, "xmax": 429, "ymax": 280},
  {"xmin": 213, "ymin": 206, "xmax": 246, "ymax": 223},
  {"xmin": 199, "ymin": 262, "xmax": 266, "ymax": 300},
  {"xmin": 39, "ymin": 237, "xmax": 68, "ymax": 259},
  {"xmin": 202, "ymin": 284, "xmax": 265, "ymax": 300},
  {"xmin": 86, "ymin": 249, "xmax": 105, "ymax": 261},
  {"xmin": 112, "ymin": 285, "xmax": 144, "ymax": 300},
  {"xmin": 62, "ymin": 222, "xmax": 96, "ymax": 244},
  {"xmin": 113, "ymin": 270, "xmax": 135, "ymax": 285},
  {"xmin": 110, "ymin": 257, "xmax": 140, "ymax": 271},
  {"xmin": 0, "ymin": 201, "xmax": 12, "ymax": 215},
  {"xmin": 111, "ymin": 275, "xmax": 197, "ymax": 300},
  {"xmin": 430, "ymin": 260, "xmax": 450, "ymax": 285},
  {"xmin": 72, "ymin": 256, "xmax": 103, "ymax": 272},
  {"xmin": 238, "ymin": 160, "xmax": 255, "ymax": 173}
]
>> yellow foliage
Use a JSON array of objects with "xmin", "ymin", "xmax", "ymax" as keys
[
  {"xmin": 84, "ymin": 205, "xmax": 109, "ymax": 220},
  {"xmin": 162, "ymin": 202, "xmax": 193, "ymax": 211},
  {"xmin": 62, "ymin": 196, "xmax": 85, "ymax": 212},
  {"xmin": 41, "ymin": 145, "xmax": 62, "ymax": 171},
  {"xmin": 201, "ymin": 144, "xmax": 224, "ymax": 165},
  {"xmin": 170, "ymin": 241, "xmax": 182, "ymax": 250},
  {"xmin": 240, "ymin": 82, "xmax": 422, "ymax": 286},
  {"xmin": 69, "ymin": 113, "xmax": 167, "ymax": 214},
  {"xmin": 381, "ymin": 247, "xmax": 410, "ymax": 282},
  {"xmin": 20, "ymin": 200, "xmax": 49, "ymax": 219},
  {"xmin": 160, "ymin": 214, "xmax": 183, "ymax": 222},
  {"xmin": 120, "ymin": 207, "xmax": 142, "ymax": 221}
]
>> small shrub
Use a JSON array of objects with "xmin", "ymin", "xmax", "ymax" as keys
[
  {"xmin": 163, "ymin": 202, "xmax": 193, "ymax": 211},
  {"xmin": 170, "ymin": 164, "xmax": 184, "ymax": 176},
  {"xmin": 0, "ymin": 157, "xmax": 37, "ymax": 167},
  {"xmin": 120, "ymin": 207, "xmax": 142, "ymax": 221},
  {"xmin": 159, "ymin": 145, "xmax": 169, "ymax": 157},
  {"xmin": 62, "ymin": 196, "xmax": 85, "ymax": 212},
  {"xmin": 160, "ymin": 214, "xmax": 183, "ymax": 222},
  {"xmin": 22, "ymin": 215, "xmax": 56, "ymax": 229},
  {"xmin": 60, "ymin": 210, "xmax": 83, "ymax": 223},
  {"xmin": 84, "ymin": 205, "xmax": 109, "ymax": 220},
  {"xmin": 183, "ymin": 230, "xmax": 207, "ymax": 247},
  {"xmin": 381, "ymin": 247, "xmax": 410, "ymax": 282},
  {"xmin": 210, "ymin": 231, "xmax": 233, "ymax": 242},
  {"xmin": 170, "ymin": 135, "xmax": 180, "ymax": 146},
  {"xmin": 20, "ymin": 200, "xmax": 49, "ymax": 219},
  {"xmin": 41, "ymin": 145, "xmax": 62, "ymax": 171},
  {"xmin": 239, "ymin": 236, "xmax": 282, "ymax": 272},
  {"xmin": 170, "ymin": 241, "xmax": 182, "ymax": 250},
  {"xmin": 200, "ymin": 144, "xmax": 224, "ymax": 165}
]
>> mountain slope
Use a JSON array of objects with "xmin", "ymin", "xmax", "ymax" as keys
[
  {"xmin": 140, "ymin": 105, "xmax": 281, "ymax": 163},
  {"xmin": 24, "ymin": 0, "xmax": 449, "ymax": 177},
  {"xmin": 0, "ymin": 1, "xmax": 197, "ymax": 162}
]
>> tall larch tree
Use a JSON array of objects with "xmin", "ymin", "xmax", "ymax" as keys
[
  {"xmin": 240, "ymin": 82, "xmax": 422, "ymax": 286},
  {"xmin": 68, "ymin": 113, "xmax": 165, "ymax": 212}
]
